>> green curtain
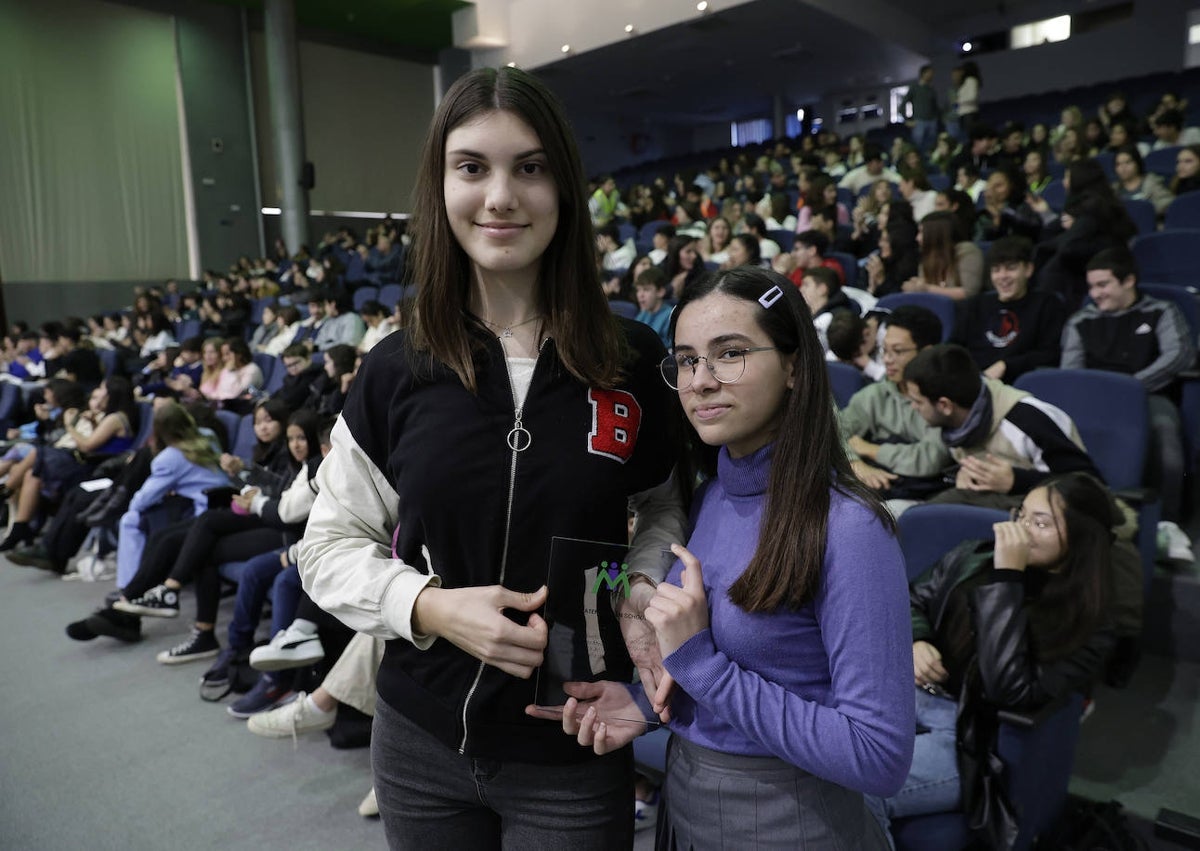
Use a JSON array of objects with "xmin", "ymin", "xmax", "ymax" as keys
[{"xmin": 0, "ymin": 0, "xmax": 188, "ymax": 282}]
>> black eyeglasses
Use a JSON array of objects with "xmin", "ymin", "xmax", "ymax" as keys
[{"xmin": 659, "ymin": 347, "xmax": 776, "ymax": 391}]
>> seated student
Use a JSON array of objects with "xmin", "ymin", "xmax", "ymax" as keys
[
  {"xmin": 948, "ymin": 124, "xmax": 1001, "ymax": 179},
  {"xmin": 632, "ymin": 266, "xmax": 673, "ymax": 348},
  {"xmin": 1151, "ymin": 108, "xmax": 1200, "ymax": 150},
  {"xmin": 260, "ymin": 305, "xmax": 303, "ymax": 357},
  {"xmin": 903, "ymin": 343, "xmax": 1101, "ymax": 511},
  {"xmin": 839, "ymin": 143, "xmax": 902, "ymax": 194},
  {"xmin": 6, "ymin": 331, "xmax": 44, "ymax": 380},
  {"xmin": 289, "ymin": 294, "xmax": 326, "ymax": 350},
  {"xmin": 826, "ymin": 310, "xmax": 885, "ymax": 382},
  {"xmin": 840, "ymin": 306, "xmax": 952, "ymax": 497},
  {"xmin": 799, "ymin": 267, "xmax": 859, "ymax": 354},
  {"xmin": 350, "ymin": 300, "xmax": 388, "ymax": 355},
  {"xmin": 207, "ymin": 338, "xmax": 263, "ymax": 406},
  {"xmin": 115, "ymin": 409, "xmax": 322, "ymax": 666},
  {"xmin": 1112, "ymin": 144, "xmax": 1174, "ymax": 217},
  {"xmin": 648, "ymin": 224, "xmax": 675, "ymax": 265},
  {"xmin": 1171, "ymin": 144, "xmax": 1200, "ymax": 197},
  {"xmin": 902, "ymin": 210, "xmax": 984, "ymax": 301},
  {"xmin": 154, "ymin": 336, "xmax": 204, "ymax": 398},
  {"xmin": 973, "ymin": 167, "xmax": 1044, "ymax": 243},
  {"xmin": 722, "ymin": 233, "xmax": 763, "ymax": 270},
  {"xmin": 954, "ymin": 236, "xmax": 1066, "ymax": 384},
  {"xmin": 741, "ymin": 212, "xmax": 781, "ymax": 261},
  {"xmin": 870, "ymin": 472, "xmax": 1123, "ymax": 845},
  {"xmin": 596, "ymin": 223, "xmax": 637, "ymax": 272},
  {"xmin": 778, "ymin": 231, "xmax": 846, "ymax": 287},
  {"xmin": 954, "ymin": 161, "xmax": 987, "ymax": 203},
  {"xmin": 1062, "ymin": 248, "xmax": 1195, "ymax": 545},
  {"xmin": 807, "ymin": 204, "xmax": 857, "ymax": 256},
  {"xmin": 899, "ymin": 168, "xmax": 938, "ymax": 223},
  {"xmin": 314, "ymin": 291, "xmax": 366, "ymax": 352}
]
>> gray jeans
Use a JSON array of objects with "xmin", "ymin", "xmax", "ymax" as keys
[{"xmin": 372, "ymin": 697, "xmax": 634, "ymax": 850}]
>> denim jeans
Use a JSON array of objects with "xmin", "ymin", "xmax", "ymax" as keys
[
  {"xmin": 911, "ymin": 119, "xmax": 939, "ymax": 154},
  {"xmin": 867, "ymin": 686, "xmax": 961, "ymax": 838},
  {"xmin": 372, "ymin": 697, "xmax": 634, "ymax": 850},
  {"xmin": 226, "ymin": 548, "xmax": 285, "ymax": 650},
  {"xmin": 270, "ymin": 564, "xmax": 303, "ymax": 636}
]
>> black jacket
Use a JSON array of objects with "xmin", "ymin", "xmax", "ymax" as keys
[{"xmin": 315, "ymin": 320, "xmax": 678, "ymax": 763}]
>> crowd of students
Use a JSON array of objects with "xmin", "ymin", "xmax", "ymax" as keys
[{"xmin": 2, "ymin": 66, "xmax": 1190, "ymax": 850}]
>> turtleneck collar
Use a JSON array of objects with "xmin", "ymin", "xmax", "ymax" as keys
[{"xmin": 718, "ymin": 442, "xmax": 773, "ymax": 497}]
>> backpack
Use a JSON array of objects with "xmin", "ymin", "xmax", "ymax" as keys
[{"xmin": 1037, "ymin": 796, "xmax": 1150, "ymax": 850}]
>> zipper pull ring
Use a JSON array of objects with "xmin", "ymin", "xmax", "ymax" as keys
[{"xmin": 507, "ymin": 410, "xmax": 531, "ymax": 452}]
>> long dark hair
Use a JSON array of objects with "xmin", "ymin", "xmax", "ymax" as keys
[
  {"xmin": 1064, "ymin": 160, "xmax": 1136, "ymax": 242},
  {"xmin": 668, "ymin": 267, "xmax": 893, "ymax": 612},
  {"xmin": 918, "ymin": 210, "xmax": 960, "ymax": 287},
  {"xmin": 407, "ymin": 66, "xmax": 623, "ymax": 391},
  {"xmin": 1027, "ymin": 472, "xmax": 1117, "ymax": 660},
  {"xmin": 101, "ymin": 375, "xmax": 138, "ymax": 432}
]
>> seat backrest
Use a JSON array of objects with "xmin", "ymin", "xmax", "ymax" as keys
[
  {"xmin": 1014, "ymin": 368, "xmax": 1147, "ymax": 490},
  {"xmin": 608, "ymin": 300, "xmax": 638, "ymax": 319},
  {"xmin": 378, "ymin": 283, "xmax": 403, "ymax": 309},
  {"xmin": 1144, "ymin": 145, "xmax": 1181, "ymax": 180},
  {"xmin": 214, "ymin": 409, "xmax": 241, "ymax": 453},
  {"xmin": 875, "ymin": 292, "xmax": 956, "ymax": 341},
  {"xmin": 344, "ymin": 252, "xmax": 366, "ymax": 283},
  {"xmin": 1139, "ymin": 282, "xmax": 1200, "ymax": 340},
  {"xmin": 1122, "ymin": 198, "xmax": 1157, "ymax": 235},
  {"xmin": 232, "ymin": 413, "xmax": 258, "ymax": 463},
  {"xmin": 826, "ymin": 361, "xmax": 867, "ymax": 409},
  {"xmin": 251, "ymin": 353, "xmax": 275, "ymax": 390},
  {"xmin": 132, "ymin": 401, "xmax": 154, "ymax": 450},
  {"xmin": 1040, "ymin": 180, "xmax": 1066, "ymax": 212},
  {"xmin": 1132, "ymin": 229, "xmax": 1200, "ymax": 284},
  {"xmin": 1164, "ymin": 192, "xmax": 1200, "ymax": 230},
  {"xmin": 896, "ymin": 504, "xmax": 1008, "ymax": 581},
  {"xmin": 768, "ymin": 229, "xmax": 795, "ymax": 251},
  {"xmin": 828, "ymin": 251, "xmax": 858, "ymax": 288},
  {"xmin": 352, "ymin": 286, "xmax": 380, "ymax": 311}
]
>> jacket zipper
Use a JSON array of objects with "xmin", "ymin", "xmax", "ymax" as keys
[{"xmin": 459, "ymin": 337, "xmax": 549, "ymax": 754}]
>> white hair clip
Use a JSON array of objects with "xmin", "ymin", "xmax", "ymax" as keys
[{"xmin": 758, "ymin": 285, "xmax": 784, "ymax": 309}]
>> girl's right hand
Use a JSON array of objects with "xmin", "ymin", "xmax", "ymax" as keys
[
  {"xmin": 413, "ymin": 584, "xmax": 548, "ymax": 679},
  {"xmin": 912, "ymin": 640, "xmax": 948, "ymax": 687}
]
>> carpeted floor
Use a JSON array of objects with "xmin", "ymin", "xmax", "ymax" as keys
[{"xmin": 2, "ymin": 544, "xmax": 1196, "ymax": 850}]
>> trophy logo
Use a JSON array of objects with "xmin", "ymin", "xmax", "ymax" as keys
[{"xmin": 590, "ymin": 559, "xmax": 632, "ymax": 598}]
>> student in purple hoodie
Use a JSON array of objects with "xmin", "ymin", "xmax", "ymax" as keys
[{"xmin": 557, "ymin": 267, "xmax": 914, "ymax": 848}]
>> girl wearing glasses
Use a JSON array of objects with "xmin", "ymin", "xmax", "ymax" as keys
[
  {"xmin": 873, "ymin": 471, "xmax": 1119, "ymax": 844},
  {"xmin": 559, "ymin": 266, "xmax": 914, "ymax": 848},
  {"xmin": 298, "ymin": 66, "xmax": 686, "ymax": 849}
]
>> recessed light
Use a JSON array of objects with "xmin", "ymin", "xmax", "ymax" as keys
[
  {"xmin": 697, "ymin": 1, "xmax": 708, "ymax": 11},
  {"xmin": 561, "ymin": 44, "xmax": 571, "ymax": 53},
  {"xmin": 624, "ymin": 24, "xmax": 634, "ymax": 33}
]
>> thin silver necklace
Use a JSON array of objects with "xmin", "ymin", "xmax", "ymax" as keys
[{"xmin": 480, "ymin": 313, "xmax": 542, "ymax": 339}]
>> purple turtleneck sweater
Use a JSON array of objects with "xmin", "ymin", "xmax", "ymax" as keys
[{"xmin": 656, "ymin": 444, "xmax": 915, "ymax": 797}]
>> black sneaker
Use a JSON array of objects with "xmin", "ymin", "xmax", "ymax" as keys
[
  {"xmin": 9, "ymin": 543, "xmax": 57, "ymax": 571},
  {"xmin": 84, "ymin": 608, "xmax": 142, "ymax": 643},
  {"xmin": 156, "ymin": 627, "xmax": 219, "ymax": 665},
  {"xmin": 199, "ymin": 647, "xmax": 244, "ymax": 702},
  {"xmin": 66, "ymin": 614, "xmax": 100, "ymax": 641},
  {"xmin": 226, "ymin": 673, "xmax": 296, "ymax": 719},
  {"xmin": 113, "ymin": 584, "xmax": 180, "ymax": 618}
]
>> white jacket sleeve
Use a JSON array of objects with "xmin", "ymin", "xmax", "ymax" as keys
[{"xmin": 298, "ymin": 417, "xmax": 440, "ymax": 647}]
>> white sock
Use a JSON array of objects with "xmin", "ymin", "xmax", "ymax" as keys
[{"xmin": 306, "ymin": 694, "xmax": 335, "ymax": 716}]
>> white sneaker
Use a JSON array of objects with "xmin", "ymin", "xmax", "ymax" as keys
[
  {"xmin": 246, "ymin": 691, "xmax": 336, "ymax": 740},
  {"xmin": 249, "ymin": 621, "xmax": 324, "ymax": 671},
  {"xmin": 358, "ymin": 788, "xmax": 379, "ymax": 818},
  {"xmin": 1157, "ymin": 521, "xmax": 1195, "ymax": 562}
]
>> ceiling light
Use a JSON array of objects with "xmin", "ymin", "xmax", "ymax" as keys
[
  {"xmin": 697, "ymin": 1, "xmax": 709, "ymax": 11},
  {"xmin": 561, "ymin": 44, "xmax": 571, "ymax": 53},
  {"xmin": 506, "ymin": 61, "xmax": 517, "ymax": 67},
  {"xmin": 624, "ymin": 24, "xmax": 634, "ymax": 33},
  {"xmin": 962, "ymin": 41, "xmax": 973, "ymax": 52}
]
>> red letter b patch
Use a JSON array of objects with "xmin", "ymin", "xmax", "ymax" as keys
[{"xmin": 587, "ymin": 389, "xmax": 642, "ymax": 463}]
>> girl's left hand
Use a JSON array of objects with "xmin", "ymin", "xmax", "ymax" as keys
[{"xmin": 644, "ymin": 543, "xmax": 709, "ymax": 660}]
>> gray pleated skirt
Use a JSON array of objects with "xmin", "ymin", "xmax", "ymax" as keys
[{"xmin": 657, "ymin": 734, "xmax": 891, "ymax": 850}]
